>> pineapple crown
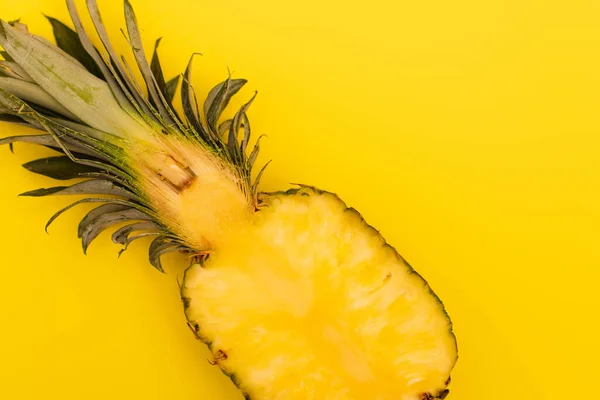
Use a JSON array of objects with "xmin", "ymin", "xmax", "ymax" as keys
[{"xmin": 0, "ymin": 0, "xmax": 268, "ymax": 271}]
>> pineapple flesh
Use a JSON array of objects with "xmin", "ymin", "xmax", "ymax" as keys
[
  {"xmin": 0, "ymin": 1, "xmax": 458, "ymax": 399},
  {"xmin": 183, "ymin": 188, "xmax": 456, "ymax": 399}
]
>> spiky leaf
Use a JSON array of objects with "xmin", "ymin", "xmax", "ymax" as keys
[
  {"xmin": 165, "ymin": 76, "xmax": 180, "ymax": 104},
  {"xmin": 0, "ymin": 77, "xmax": 79, "ymax": 120},
  {"xmin": 0, "ymin": 60, "xmax": 34, "ymax": 82},
  {"xmin": 79, "ymin": 206, "xmax": 152, "ymax": 253},
  {"xmin": 228, "ymin": 92, "xmax": 257, "ymax": 162},
  {"xmin": 112, "ymin": 221, "xmax": 160, "ymax": 245},
  {"xmin": 64, "ymin": 0, "xmax": 138, "ymax": 116},
  {"xmin": 0, "ymin": 19, "xmax": 145, "ymax": 135},
  {"xmin": 20, "ymin": 179, "xmax": 138, "ymax": 200},
  {"xmin": 45, "ymin": 15, "xmax": 104, "ymax": 79},
  {"xmin": 149, "ymin": 235, "xmax": 188, "ymax": 272},
  {"xmin": 204, "ymin": 78, "xmax": 247, "ymax": 133},
  {"xmin": 181, "ymin": 54, "xmax": 206, "ymax": 137},
  {"xmin": 22, "ymin": 156, "xmax": 99, "ymax": 180}
]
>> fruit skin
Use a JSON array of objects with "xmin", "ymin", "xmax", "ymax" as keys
[
  {"xmin": 0, "ymin": 1, "xmax": 458, "ymax": 398},
  {"xmin": 181, "ymin": 186, "xmax": 458, "ymax": 400}
]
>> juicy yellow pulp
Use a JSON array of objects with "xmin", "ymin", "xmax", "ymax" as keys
[
  {"xmin": 135, "ymin": 136, "xmax": 253, "ymax": 250},
  {"xmin": 182, "ymin": 187, "xmax": 457, "ymax": 400}
]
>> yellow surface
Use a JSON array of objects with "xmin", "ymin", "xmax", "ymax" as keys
[{"xmin": 0, "ymin": 0, "xmax": 598, "ymax": 398}]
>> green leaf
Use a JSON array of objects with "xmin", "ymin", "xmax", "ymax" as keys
[
  {"xmin": 150, "ymin": 38, "xmax": 169, "ymax": 106},
  {"xmin": 0, "ymin": 18, "xmax": 145, "ymax": 136},
  {"xmin": 46, "ymin": 118, "xmax": 122, "ymax": 160},
  {"xmin": 0, "ymin": 50, "xmax": 14, "ymax": 61},
  {"xmin": 118, "ymin": 231, "xmax": 161, "ymax": 257},
  {"xmin": 149, "ymin": 235, "xmax": 188, "ymax": 273},
  {"xmin": 0, "ymin": 77, "xmax": 79, "ymax": 120},
  {"xmin": 0, "ymin": 88, "xmax": 133, "ymax": 181},
  {"xmin": 0, "ymin": 115, "xmax": 32, "ymax": 129},
  {"xmin": 64, "ymin": 0, "xmax": 140, "ymax": 118},
  {"xmin": 204, "ymin": 78, "xmax": 247, "ymax": 133},
  {"xmin": 112, "ymin": 221, "xmax": 160, "ymax": 245},
  {"xmin": 248, "ymin": 134, "xmax": 266, "ymax": 170},
  {"xmin": 0, "ymin": 134, "xmax": 63, "ymax": 155},
  {"xmin": 19, "ymin": 186, "xmax": 68, "ymax": 196},
  {"xmin": 20, "ymin": 179, "xmax": 138, "ymax": 200},
  {"xmin": 22, "ymin": 156, "xmax": 99, "ymax": 180},
  {"xmin": 165, "ymin": 76, "xmax": 180, "ymax": 104},
  {"xmin": 78, "ymin": 203, "xmax": 131, "ymax": 237},
  {"xmin": 124, "ymin": 0, "xmax": 181, "ymax": 129},
  {"xmin": 251, "ymin": 160, "xmax": 272, "ymax": 194},
  {"xmin": 240, "ymin": 113, "xmax": 252, "ymax": 155},
  {"xmin": 228, "ymin": 92, "xmax": 257, "ymax": 163},
  {"xmin": 79, "ymin": 206, "xmax": 152, "ymax": 254},
  {"xmin": 181, "ymin": 54, "xmax": 207, "ymax": 138},
  {"xmin": 44, "ymin": 197, "xmax": 152, "ymax": 233},
  {"xmin": 218, "ymin": 119, "xmax": 233, "ymax": 137},
  {"xmin": 83, "ymin": 0, "xmax": 157, "ymax": 123},
  {"xmin": 45, "ymin": 15, "xmax": 104, "ymax": 79},
  {"xmin": 0, "ymin": 60, "xmax": 33, "ymax": 82}
]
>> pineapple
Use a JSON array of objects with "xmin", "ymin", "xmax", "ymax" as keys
[{"xmin": 0, "ymin": 1, "xmax": 458, "ymax": 399}]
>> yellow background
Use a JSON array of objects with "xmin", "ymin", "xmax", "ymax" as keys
[{"xmin": 1, "ymin": 0, "xmax": 598, "ymax": 398}]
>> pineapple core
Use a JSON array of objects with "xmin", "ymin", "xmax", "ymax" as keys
[
  {"xmin": 182, "ymin": 187, "xmax": 457, "ymax": 399},
  {"xmin": 136, "ymin": 136, "xmax": 254, "ymax": 250}
]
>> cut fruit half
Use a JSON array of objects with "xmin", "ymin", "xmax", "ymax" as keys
[{"xmin": 183, "ymin": 187, "xmax": 457, "ymax": 400}]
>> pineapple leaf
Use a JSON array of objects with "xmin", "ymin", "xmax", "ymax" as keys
[
  {"xmin": 0, "ymin": 61, "xmax": 34, "ymax": 82},
  {"xmin": 0, "ymin": 134, "xmax": 58, "ymax": 148},
  {"xmin": 44, "ymin": 120, "xmax": 122, "ymax": 160},
  {"xmin": 248, "ymin": 134, "xmax": 266, "ymax": 170},
  {"xmin": 150, "ymin": 38, "xmax": 169, "ymax": 105},
  {"xmin": 118, "ymin": 231, "xmax": 161, "ymax": 257},
  {"xmin": 228, "ymin": 92, "xmax": 257, "ymax": 163},
  {"xmin": 181, "ymin": 54, "xmax": 208, "ymax": 138},
  {"xmin": 0, "ymin": 89, "xmax": 134, "ymax": 182},
  {"xmin": 252, "ymin": 160, "xmax": 272, "ymax": 194},
  {"xmin": 0, "ymin": 77, "xmax": 80, "ymax": 120},
  {"xmin": 44, "ymin": 197, "xmax": 154, "ymax": 233},
  {"xmin": 149, "ymin": 235, "xmax": 189, "ymax": 272},
  {"xmin": 45, "ymin": 15, "xmax": 104, "ymax": 79},
  {"xmin": 123, "ymin": 0, "xmax": 180, "ymax": 128},
  {"xmin": 218, "ymin": 119, "xmax": 233, "ymax": 137},
  {"xmin": 165, "ymin": 76, "xmax": 180, "ymax": 104},
  {"xmin": 112, "ymin": 221, "xmax": 160, "ymax": 245},
  {"xmin": 83, "ymin": 0, "xmax": 159, "ymax": 126},
  {"xmin": 0, "ymin": 19, "xmax": 143, "ymax": 136},
  {"xmin": 0, "ymin": 50, "xmax": 14, "ymax": 61},
  {"xmin": 240, "ymin": 112, "xmax": 251, "ymax": 155},
  {"xmin": 19, "ymin": 179, "xmax": 139, "ymax": 200},
  {"xmin": 22, "ymin": 156, "xmax": 99, "ymax": 180},
  {"xmin": 0, "ymin": 114, "xmax": 32, "ymax": 129},
  {"xmin": 79, "ymin": 206, "xmax": 152, "ymax": 253},
  {"xmin": 65, "ymin": 0, "xmax": 139, "ymax": 117},
  {"xmin": 0, "ymin": 133, "xmax": 89, "ymax": 156},
  {"xmin": 84, "ymin": 0, "xmax": 138, "ymax": 95},
  {"xmin": 78, "ymin": 204, "xmax": 131, "ymax": 237},
  {"xmin": 204, "ymin": 78, "xmax": 247, "ymax": 134},
  {"xmin": 19, "ymin": 187, "xmax": 67, "ymax": 196}
]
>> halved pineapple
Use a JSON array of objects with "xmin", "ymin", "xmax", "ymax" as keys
[
  {"xmin": 183, "ymin": 187, "xmax": 456, "ymax": 399},
  {"xmin": 0, "ymin": 1, "xmax": 457, "ymax": 399}
]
